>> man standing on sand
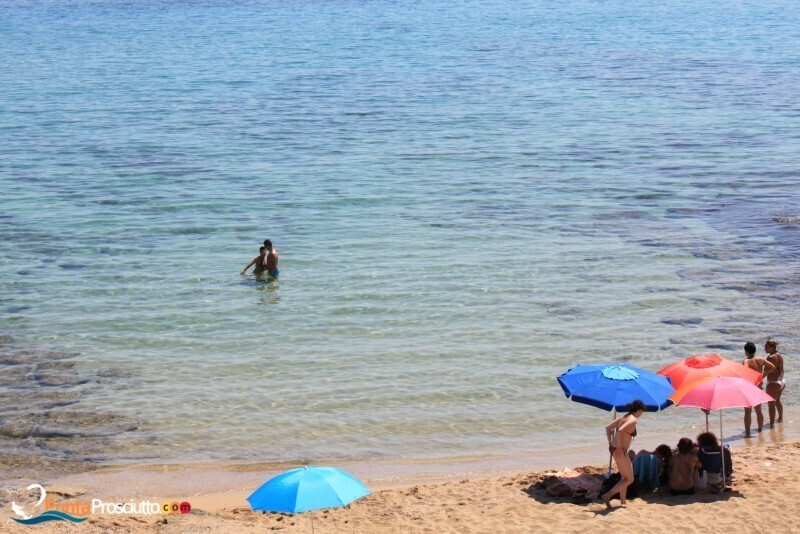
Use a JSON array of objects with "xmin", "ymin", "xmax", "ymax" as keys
[
  {"xmin": 263, "ymin": 239, "xmax": 279, "ymax": 277},
  {"xmin": 742, "ymin": 341, "xmax": 775, "ymax": 437}
]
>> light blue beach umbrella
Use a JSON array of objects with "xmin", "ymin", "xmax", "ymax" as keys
[{"xmin": 247, "ymin": 466, "xmax": 371, "ymax": 532}]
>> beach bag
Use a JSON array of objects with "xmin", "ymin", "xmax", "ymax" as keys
[
  {"xmin": 599, "ymin": 473, "xmax": 639, "ymax": 500},
  {"xmin": 600, "ymin": 473, "xmax": 620, "ymax": 496}
]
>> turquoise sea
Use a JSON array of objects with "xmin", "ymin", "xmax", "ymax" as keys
[{"xmin": 1, "ymin": 0, "xmax": 799, "ymax": 478}]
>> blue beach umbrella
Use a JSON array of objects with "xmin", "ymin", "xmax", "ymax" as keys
[
  {"xmin": 247, "ymin": 466, "xmax": 371, "ymax": 532},
  {"xmin": 558, "ymin": 364, "xmax": 675, "ymax": 412}
]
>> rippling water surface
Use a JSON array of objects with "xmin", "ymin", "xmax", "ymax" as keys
[{"xmin": 1, "ymin": 0, "xmax": 799, "ymax": 477}]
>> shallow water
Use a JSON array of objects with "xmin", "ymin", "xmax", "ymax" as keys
[{"xmin": 1, "ymin": 0, "xmax": 799, "ymax": 478}]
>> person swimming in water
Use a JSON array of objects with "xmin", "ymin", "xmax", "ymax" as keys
[
  {"xmin": 262, "ymin": 239, "xmax": 279, "ymax": 277},
  {"xmin": 241, "ymin": 246, "xmax": 268, "ymax": 277},
  {"xmin": 600, "ymin": 399, "xmax": 645, "ymax": 509}
]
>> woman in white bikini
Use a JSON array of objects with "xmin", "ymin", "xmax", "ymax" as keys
[
  {"xmin": 601, "ymin": 399, "xmax": 645, "ymax": 509},
  {"xmin": 765, "ymin": 339, "xmax": 785, "ymax": 427}
]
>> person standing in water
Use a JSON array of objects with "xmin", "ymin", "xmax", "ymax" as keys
[
  {"xmin": 742, "ymin": 341, "xmax": 775, "ymax": 437},
  {"xmin": 601, "ymin": 399, "xmax": 645, "ymax": 509},
  {"xmin": 241, "ymin": 246, "xmax": 268, "ymax": 276},
  {"xmin": 262, "ymin": 239, "xmax": 279, "ymax": 277},
  {"xmin": 764, "ymin": 339, "xmax": 785, "ymax": 427}
]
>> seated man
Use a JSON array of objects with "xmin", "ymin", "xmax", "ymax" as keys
[{"xmin": 669, "ymin": 437, "xmax": 700, "ymax": 496}]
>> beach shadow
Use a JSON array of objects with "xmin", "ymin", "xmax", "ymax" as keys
[
  {"xmin": 521, "ymin": 470, "xmax": 604, "ymax": 507},
  {"xmin": 638, "ymin": 487, "xmax": 743, "ymax": 506},
  {"xmin": 523, "ymin": 475, "xmax": 744, "ymax": 513},
  {"xmin": 575, "ymin": 489, "xmax": 745, "ymax": 517}
]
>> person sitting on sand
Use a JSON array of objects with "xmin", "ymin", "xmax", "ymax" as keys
[
  {"xmin": 654, "ymin": 444, "xmax": 673, "ymax": 487},
  {"xmin": 241, "ymin": 246, "xmax": 268, "ymax": 277},
  {"xmin": 742, "ymin": 341, "xmax": 775, "ymax": 436},
  {"xmin": 633, "ymin": 444, "xmax": 672, "ymax": 490},
  {"xmin": 669, "ymin": 438, "xmax": 700, "ymax": 496},
  {"xmin": 764, "ymin": 339, "xmax": 785, "ymax": 427},
  {"xmin": 696, "ymin": 432, "xmax": 732, "ymax": 489},
  {"xmin": 600, "ymin": 399, "xmax": 645, "ymax": 508}
]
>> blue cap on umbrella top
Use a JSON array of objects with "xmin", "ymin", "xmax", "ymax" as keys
[{"xmin": 602, "ymin": 365, "xmax": 640, "ymax": 381}]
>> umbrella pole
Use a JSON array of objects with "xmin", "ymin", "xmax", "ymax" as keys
[
  {"xmin": 310, "ymin": 511, "xmax": 315, "ymax": 534},
  {"xmin": 607, "ymin": 409, "xmax": 616, "ymax": 476},
  {"xmin": 706, "ymin": 411, "xmax": 709, "ymax": 432},
  {"xmin": 719, "ymin": 410, "xmax": 727, "ymax": 490}
]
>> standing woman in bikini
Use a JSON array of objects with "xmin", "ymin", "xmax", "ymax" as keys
[
  {"xmin": 742, "ymin": 341, "xmax": 775, "ymax": 437},
  {"xmin": 600, "ymin": 399, "xmax": 645, "ymax": 509},
  {"xmin": 765, "ymin": 339, "xmax": 785, "ymax": 427}
]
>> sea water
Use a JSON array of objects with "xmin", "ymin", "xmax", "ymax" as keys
[{"xmin": 1, "ymin": 0, "xmax": 799, "ymax": 478}]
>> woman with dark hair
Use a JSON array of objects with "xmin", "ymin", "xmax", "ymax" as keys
[
  {"xmin": 697, "ymin": 431, "xmax": 732, "ymax": 489},
  {"xmin": 654, "ymin": 444, "xmax": 673, "ymax": 487},
  {"xmin": 633, "ymin": 443, "xmax": 673, "ymax": 490},
  {"xmin": 742, "ymin": 341, "xmax": 775, "ymax": 436},
  {"xmin": 600, "ymin": 399, "xmax": 645, "ymax": 508}
]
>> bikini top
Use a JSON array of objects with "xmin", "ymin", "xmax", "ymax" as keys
[{"xmin": 621, "ymin": 414, "xmax": 638, "ymax": 437}]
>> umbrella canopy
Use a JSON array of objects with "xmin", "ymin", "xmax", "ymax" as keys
[
  {"xmin": 247, "ymin": 466, "xmax": 371, "ymax": 514},
  {"xmin": 670, "ymin": 376, "xmax": 773, "ymax": 409},
  {"xmin": 558, "ymin": 364, "xmax": 675, "ymax": 412},
  {"xmin": 670, "ymin": 376, "xmax": 774, "ymax": 488},
  {"xmin": 658, "ymin": 354, "xmax": 761, "ymax": 390}
]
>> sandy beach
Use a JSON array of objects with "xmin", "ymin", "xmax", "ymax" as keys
[{"xmin": 3, "ymin": 438, "xmax": 799, "ymax": 533}]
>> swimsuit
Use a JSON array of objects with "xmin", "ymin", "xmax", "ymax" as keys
[
  {"xmin": 269, "ymin": 269, "xmax": 280, "ymax": 277},
  {"xmin": 621, "ymin": 414, "xmax": 638, "ymax": 437},
  {"xmin": 610, "ymin": 414, "xmax": 637, "ymax": 454}
]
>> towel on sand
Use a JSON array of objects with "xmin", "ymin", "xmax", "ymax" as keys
[{"xmin": 546, "ymin": 468, "xmax": 603, "ymax": 498}]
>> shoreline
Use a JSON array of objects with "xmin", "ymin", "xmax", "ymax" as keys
[
  {"xmin": 2, "ymin": 418, "xmax": 795, "ymax": 503},
  {"xmin": 3, "ymin": 413, "xmax": 797, "ymax": 497}
]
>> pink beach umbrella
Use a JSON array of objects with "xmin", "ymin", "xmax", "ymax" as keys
[
  {"xmin": 670, "ymin": 376, "xmax": 774, "ymax": 486},
  {"xmin": 659, "ymin": 354, "xmax": 763, "ymax": 431}
]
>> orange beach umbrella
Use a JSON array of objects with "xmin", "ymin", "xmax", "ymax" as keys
[{"xmin": 657, "ymin": 354, "xmax": 761, "ymax": 390}]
